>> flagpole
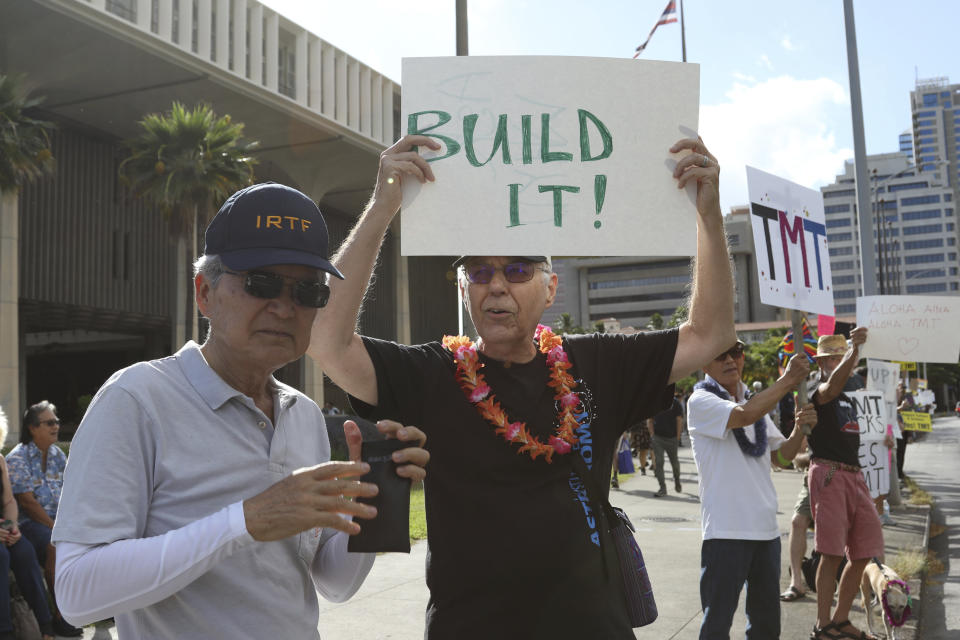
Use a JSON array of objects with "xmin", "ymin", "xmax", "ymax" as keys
[{"xmin": 680, "ymin": 0, "xmax": 687, "ymax": 62}]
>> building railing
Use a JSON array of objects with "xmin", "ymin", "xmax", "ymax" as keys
[{"xmin": 81, "ymin": 0, "xmax": 397, "ymax": 146}]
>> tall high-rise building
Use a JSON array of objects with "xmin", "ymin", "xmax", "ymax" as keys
[
  {"xmin": 910, "ymin": 77, "xmax": 959, "ymax": 196},
  {"xmin": 821, "ymin": 152, "xmax": 957, "ymax": 316}
]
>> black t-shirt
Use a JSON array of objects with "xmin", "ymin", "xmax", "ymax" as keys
[
  {"xmin": 651, "ymin": 397, "xmax": 683, "ymax": 438},
  {"xmin": 810, "ymin": 389, "xmax": 861, "ymax": 466},
  {"xmin": 352, "ymin": 329, "xmax": 678, "ymax": 639}
]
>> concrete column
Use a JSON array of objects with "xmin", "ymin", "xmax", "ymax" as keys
[
  {"xmin": 382, "ymin": 80, "xmax": 394, "ymax": 143},
  {"xmin": 179, "ymin": 0, "xmax": 194, "ymax": 52},
  {"xmin": 0, "ymin": 193, "xmax": 20, "ymax": 443},
  {"xmin": 347, "ymin": 60, "xmax": 359, "ymax": 129},
  {"xmin": 248, "ymin": 3, "xmax": 262, "ymax": 84},
  {"xmin": 322, "ymin": 44, "xmax": 335, "ymax": 118},
  {"xmin": 231, "ymin": 0, "xmax": 247, "ymax": 75},
  {"xmin": 215, "ymin": 0, "xmax": 229, "ymax": 68},
  {"xmin": 335, "ymin": 52, "xmax": 347, "ymax": 124},
  {"xmin": 136, "ymin": 0, "xmax": 150, "ymax": 30},
  {"xmin": 157, "ymin": 0, "xmax": 173, "ymax": 40},
  {"xmin": 196, "ymin": 0, "xmax": 212, "ymax": 60},
  {"xmin": 295, "ymin": 28, "xmax": 308, "ymax": 106},
  {"xmin": 308, "ymin": 36, "xmax": 322, "ymax": 110},
  {"xmin": 172, "ymin": 237, "xmax": 187, "ymax": 352},
  {"xmin": 371, "ymin": 76, "xmax": 383, "ymax": 141},
  {"xmin": 359, "ymin": 67, "xmax": 371, "ymax": 135},
  {"xmin": 264, "ymin": 11, "xmax": 278, "ymax": 92}
]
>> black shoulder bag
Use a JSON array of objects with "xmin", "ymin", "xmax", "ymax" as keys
[{"xmin": 571, "ymin": 454, "xmax": 658, "ymax": 628}]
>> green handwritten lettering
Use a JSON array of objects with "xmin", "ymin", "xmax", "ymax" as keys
[
  {"xmin": 540, "ymin": 114, "xmax": 573, "ymax": 163},
  {"xmin": 578, "ymin": 110, "xmax": 613, "ymax": 161},
  {"xmin": 463, "ymin": 114, "xmax": 512, "ymax": 167},
  {"xmin": 538, "ymin": 184, "xmax": 580, "ymax": 226},
  {"xmin": 407, "ymin": 110, "xmax": 460, "ymax": 162}
]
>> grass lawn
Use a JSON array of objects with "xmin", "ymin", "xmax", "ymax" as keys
[{"xmin": 409, "ymin": 480, "xmax": 427, "ymax": 541}]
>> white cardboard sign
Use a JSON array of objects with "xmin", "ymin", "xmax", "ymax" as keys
[
  {"xmin": 866, "ymin": 359, "xmax": 902, "ymax": 439},
  {"xmin": 745, "ymin": 166, "xmax": 834, "ymax": 315},
  {"xmin": 856, "ymin": 295, "xmax": 960, "ymax": 363},
  {"xmin": 399, "ymin": 56, "xmax": 700, "ymax": 256},
  {"xmin": 849, "ymin": 390, "xmax": 891, "ymax": 498}
]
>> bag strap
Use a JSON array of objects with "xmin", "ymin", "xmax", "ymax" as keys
[{"xmin": 570, "ymin": 451, "xmax": 622, "ymax": 581}]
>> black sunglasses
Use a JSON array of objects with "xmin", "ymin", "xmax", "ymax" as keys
[
  {"xmin": 36, "ymin": 419, "xmax": 60, "ymax": 427},
  {"xmin": 223, "ymin": 269, "xmax": 330, "ymax": 308},
  {"xmin": 462, "ymin": 262, "xmax": 547, "ymax": 284},
  {"xmin": 714, "ymin": 344, "xmax": 745, "ymax": 361}
]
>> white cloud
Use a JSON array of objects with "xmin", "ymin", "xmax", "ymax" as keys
[
  {"xmin": 781, "ymin": 35, "xmax": 796, "ymax": 51},
  {"xmin": 759, "ymin": 54, "xmax": 774, "ymax": 71},
  {"xmin": 700, "ymin": 75, "xmax": 852, "ymax": 212}
]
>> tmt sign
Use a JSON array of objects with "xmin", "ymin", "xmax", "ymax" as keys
[{"xmin": 746, "ymin": 166, "xmax": 835, "ymax": 315}]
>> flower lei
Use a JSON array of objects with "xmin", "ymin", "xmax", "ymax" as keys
[{"xmin": 442, "ymin": 324, "xmax": 580, "ymax": 463}]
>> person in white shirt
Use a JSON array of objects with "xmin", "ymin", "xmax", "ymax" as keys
[
  {"xmin": 51, "ymin": 183, "xmax": 430, "ymax": 638},
  {"xmin": 687, "ymin": 340, "xmax": 814, "ymax": 639}
]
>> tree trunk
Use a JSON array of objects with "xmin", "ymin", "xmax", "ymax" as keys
[
  {"xmin": 0, "ymin": 191, "xmax": 22, "ymax": 443},
  {"xmin": 191, "ymin": 204, "xmax": 199, "ymax": 344},
  {"xmin": 172, "ymin": 236, "xmax": 187, "ymax": 351}
]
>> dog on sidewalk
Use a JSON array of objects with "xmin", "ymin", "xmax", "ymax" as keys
[{"xmin": 859, "ymin": 558, "xmax": 912, "ymax": 639}]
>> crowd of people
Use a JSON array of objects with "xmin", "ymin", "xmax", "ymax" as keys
[{"xmin": 0, "ymin": 133, "xmax": 909, "ymax": 640}]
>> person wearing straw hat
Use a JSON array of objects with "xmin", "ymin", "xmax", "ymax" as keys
[{"xmin": 807, "ymin": 328, "xmax": 884, "ymax": 640}]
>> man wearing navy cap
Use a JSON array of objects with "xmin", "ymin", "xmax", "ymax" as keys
[
  {"xmin": 309, "ymin": 135, "xmax": 737, "ymax": 638},
  {"xmin": 51, "ymin": 183, "xmax": 429, "ymax": 638}
]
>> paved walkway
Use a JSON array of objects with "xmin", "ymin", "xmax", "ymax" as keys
[
  {"xmin": 78, "ymin": 422, "xmax": 940, "ymax": 639},
  {"xmin": 313, "ymin": 430, "xmax": 931, "ymax": 639}
]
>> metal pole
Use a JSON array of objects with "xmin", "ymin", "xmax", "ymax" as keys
[
  {"xmin": 843, "ymin": 0, "xmax": 878, "ymax": 296},
  {"xmin": 679, "ymin": 0, "xmax": 687, "ymax": 62},
  {"xmin": 455, "ymin": 0, "xmax": 468, "ymax": 56},
  {"xmin": 791, "ymin": 310, "xmax": 811, "ymax": 433}
]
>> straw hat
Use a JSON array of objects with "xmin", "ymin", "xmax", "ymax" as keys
[{"xmin": 815, "ymin": 334, "xmax": 848, "ymax": 358}]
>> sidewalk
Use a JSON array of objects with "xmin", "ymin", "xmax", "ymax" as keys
[{"xmin": 314, "ymin": 435, "xmax": 929, "ymax": 639}]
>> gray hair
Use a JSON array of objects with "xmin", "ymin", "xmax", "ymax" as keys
[
  {"xmin": 22, "ymin": 400, "xmax": 56, "ymax": 444},
  {"xmin": 193, "ymin": 254, "xmax": 225, "ymax": 288}
]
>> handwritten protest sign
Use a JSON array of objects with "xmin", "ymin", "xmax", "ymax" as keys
[
  {"xmin": 399, "ymin": 56, "xmax": 700, "ymax": 256},
  {"xmin": 867, "ymin": 359, "xmax": 902, "ymax": 438},
  {"xmin": 746, "ymin": 167, "xmax": 834, "ymax": 315},
  {"xmin": 901, "ymin": 411, "xmax": 932, "ymax": 432},
  {"xmin": 851, "ymin": 391, "xmax": 889, "ymax": 496},
  {"xmin": 849, "ymin": 390, "xmax": 890, "ymax": 498},
  {"xmin": 857, "ymin": 295, "xmax": 960, "ymax": 363}
]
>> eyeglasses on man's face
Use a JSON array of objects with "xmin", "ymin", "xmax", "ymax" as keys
[
  {"xmin": 223, "ymin": 269, "xmax": 330, "ymax": 308},
  {"xmin": 37, "ymin": 419, "xmax": 60, "ymax": 428},
  {"xmin": 462, "ymin": 262, "xmax": 548, "ymax": 285},
  {"xmin": 714, "ymin": 344, "xmax": 745, "ymax": 361}
]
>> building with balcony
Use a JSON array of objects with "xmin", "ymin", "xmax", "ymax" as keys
[
  {"xmin": 0, "ymin": 0, "xmax": 457, "ymax": 439},
  {"xmin": 542, "ymin": 207, "xmax": 780, "ymax": 332}
]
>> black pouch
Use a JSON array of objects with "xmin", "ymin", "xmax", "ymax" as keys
[{"xmin": 347, "ymin": 438, "xmax": 412, "ymax": 553}]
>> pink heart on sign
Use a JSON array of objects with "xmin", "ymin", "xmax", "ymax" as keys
[{"xmin": 898, "ymin": 337, "xmax": 920, "ymax": 354}]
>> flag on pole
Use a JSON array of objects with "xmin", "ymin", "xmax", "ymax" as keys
[
  {"xmin": 777, "ymin": 316, "xmax": 818, "ymax": 371},
  {"xmin": 633, "ymin": 1, "xmax": 678, "ymax": 58}
]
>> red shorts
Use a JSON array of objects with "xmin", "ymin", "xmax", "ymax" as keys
[{"xmin": 808, "ymin": 461, "xmax": 884, "ymax": 560}]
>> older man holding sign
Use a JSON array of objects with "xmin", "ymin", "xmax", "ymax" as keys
[{"xmin": 309, "ymin": 56, "xmax": 734, "ymax": 639}]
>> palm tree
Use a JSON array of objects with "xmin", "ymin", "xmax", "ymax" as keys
[
  {"xmin": 119, "ymin": 102, "xmax": 257, "ymax": 348},
  {"xmin": 0, "ymin": 73, "xmax": 55, "ymax": 441}
]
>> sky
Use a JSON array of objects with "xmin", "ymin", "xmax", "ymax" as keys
[{"xmin": 258, "ymin": 0, "xmax": 960, "ymax": 213}]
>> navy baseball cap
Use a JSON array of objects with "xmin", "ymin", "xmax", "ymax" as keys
[{"xmin": 204, "ymin": 182, "xmax": 344, "ymax": 279}]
